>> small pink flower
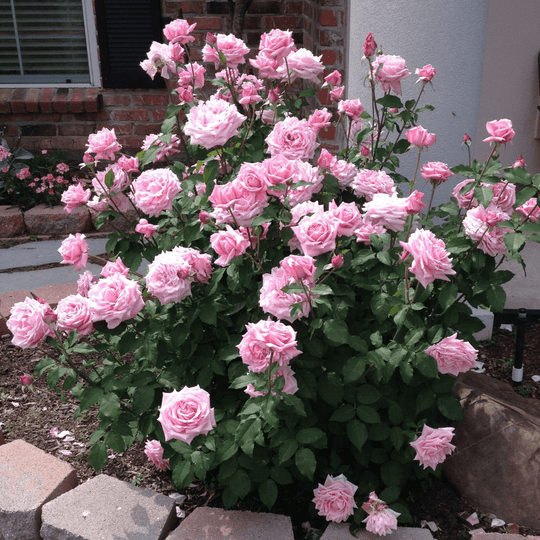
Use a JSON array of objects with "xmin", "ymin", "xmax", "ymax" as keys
[
  {"xmin": 483, "ymin": 119, "xmax": 515, "ymax": 144},
  {"xmin": 144, "ymin": 440, "xmax": 170, "ymax": 471},
  {"xmin": 324, "ymin": 70, "xmax": 342, "ymax": 87},
  {"xmin": 58, "ymin": 233, "xmax": 88, "ymax": 271},
  {"xmin": 405, "ymin": 190, "xmax": 426, "ymax": 215},
  {"xmin": 371, "ymin": 54, "xmax": 410, "ymax": 95},
  {"xmin": 406, "ymin": 126, "xmax": 436, "ymax": 148},
  {"xmin": 117, "ymin": 155, "xmax": 139, "ymax": 173},
  {"xmin": 425, "ymin": 333, "xmax": 478, "ymax": 376},
  {"xmin": 363, "ymin": 32, "xmax": 377, "ymax": 57},
  {"xmin": 202, "ymin": 33, "xmax": 250, "ymax": 69},
  {"xmin": 2, "ymin": 167, "xmax": 9, "ymax": 174},
  {"xmin": 415, "ymin": 64, "xmax": 437, "ymax": 82},
  {"xmin": 135, "ymin": 218, "xmax": 158, "ymax": 238},
  {"xmin": 41, "ymin": 149, "xmax": 48, "ymax": 154},
  {"xmin": 86, "ymin": 128, "xmax": 122, "ymax": 161},
  {"xmin": 313, "ymin": 474, "xmax": 358, "ymax": 523},
  {"xmin": 331, "ymin": 255, "xmax": 344, "ymax": 269},
  {"xmin": 512, "ymin": 155, "xmax": 526, "ymax": 168},
  {"xmin": 163, "ymin": 19, "xmax": 196, "ymax": 45},
  {"xmin": 199, "ymin": 211, "xmax": 211, "ymax": 225},
  {"xmin": 329, "ymin": 86, "xmax": 345, "ymax": 102},
  {"xmin": 420, "ymin": 161, "xmax": 454, "ymax": 184},
  {"xmin": 61, "ymin": 184, "xmax": 91, "ymax": 214},
  {"xmin": 20, "ymin": 375, "xmax": 32, "ymax": 386},
  {"xmin": 410, "ymin": 425, "xmax": 456, "ymax": 470}
]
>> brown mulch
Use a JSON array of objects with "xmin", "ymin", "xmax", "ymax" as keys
[{"xmin": 1, "ymin": 321, "xmax": 540, "ymax": 539}]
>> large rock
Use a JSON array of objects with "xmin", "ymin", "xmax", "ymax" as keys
[
  {"xmin": 24, "ymin": 204, "xmax": 91, "ymax": 235},
  {"xmin": 0, "ymin": 205, "xmax": 25, "ymax": 237},
  {"xmin": 444, "ymin": 371, "xmax": 540, "ymax": 529}
]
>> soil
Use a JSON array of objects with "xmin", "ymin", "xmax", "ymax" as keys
[{"xmin": 1, "ymin": 313, "xmax": 540, "ymax": 538}]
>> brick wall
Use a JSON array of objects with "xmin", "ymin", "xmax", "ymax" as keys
[{"xmin": 0, "ymin": 0, "xmax": 347, "ymax": 155}]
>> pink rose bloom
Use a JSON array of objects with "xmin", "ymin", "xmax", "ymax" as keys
[
  {"xmin": 101, "ymin": 257, "xmax": 129, "ymax": 278},
  {"xmin": 16, "ymin": 167, "xmax": 31, "ymax": 180},
  {"xmin": 140, "ymin": 42, "xmax": 175, "ymax": 79},
  {"xmin": 20, "ymin": 375, "xmax": 32, "ymax": 386},
  {"xmin": 172, "ymin": 246, "xmax": 213, "ymax": 284},
  {"xmin": 238, "ymin": 319, "xmax": 301, "ymax": 373},
  {"xmin": 313, "ymin": 474, "xmax": 358, "ymax": 523},
  {"xmin": 0, "ymin": 146, "xmax": 11, "ymax": 161},
  {"xmin": 452, "ymin": 179, "xmax": 477, "ymax": 209},
  {"xmin": 329, "ymin": 86, "xmax": 345, "ymax": 102},
  {"xmin": 88, "ymin": 274, "xmax": 145, "ymax": 329},
  {"xmin": 163, "ymin": 19, "xmax": 196, "ymax": 45},
  {"xmin": 317, "ymin": 148, "xmax": 335, "ymax": 170},
  {"xmin": 264, "ymin": 155, "xmax": 299, "ymax": 191},
  {"xmin": 117, "ymin": 155, "xmax": 139, "ymax": 173},
  {"xmin": 235, "ymin": 162, "xmax": 269, "ymax": 198},
  {"xmin": 371, "ymin": 54, "xmax": 410, "ymax": 95},
  {"xmin": 210, "ymin": 226, "xmax": 250, "ymax": 266},
  {"xmin": 513, "ymin": 155, "xmax": 526, "ymax": 168},
  {"xmin": 338, "ymin": 99, "xmax": 364, "ymax": 120},
  {"xmin": 324, "ymin": 70, "xmax": 342, "ymax": 87},
  {"xmin": 278, "ymin": 49, "xmax": 324, "ymax": 83},
  {"xmin": 517, "ymin": 198, "xmax": 540, "ymax": 222},
  {"xmin": 406, "ymin": 126, "xmax": 436, "ymax": 148},
  {"xmin": 7, "ymin": 297, "xmax": 55, "ymax": 349},
  {"xmin": 178, "ymin": 86, "xmax": 194, "ymax": 103},
  {"xmin": 331, "ymin": 160, "xmax": 358, "ymax": 189},
  {"xmin": 363, "ymin": 32, "xmax": 377, "ymax": 57},
  {"xmin": 184, "ymin": 98, "xmax": 246, "ymax": 149},
  {"xmin": 364, "ymin": 507, "xmax": 400, "ymax": 536},
  {"xmin": 425, "ymin": 333, "xmax": 478, "ymax": 377},
  {"xmin": 405, "ymin": 190, "xmax": 426, "ymax": 215},
  {"xmin": 331, "ymin": 254, "xmax": 344, "ymax": 269},
  {"xmin": 279, "ymin": 254, "xmax": 316, "ymax": 283},
  {"xmin": 287, "ymin": 162, "xmax": 324, "ymax": 207},
  {"xmin": 131, "ymin": 169, "xmax": 182, "ymax": 217},
  {"xmin": 463, "ymin": 205, "xmax": 510, "ymax": 257},
  {"xmin": 463, "ymin": 133, "xmax": 472, "ymax": 144},
  {"xmin": 291, "ymin": 211, "xmax": 338, "ymax": 257},
  {"xmin": 351, "ymin": 169, "xmax": 396, "ymax": 201},
  {"xmin": 145, "ymin": 251, "xmax": 192, "ymax": 305},
  {"xmin": 250, "ymin": 53, "xmax": 280, "ymax": 79},
  {"xmin": 77, "ymin": 270, "xmax": 98, "ymax": 297},
  {"xmin": 420, "ymin": 161, "xmax": 454, "ymax": 184},
  {"xmin": 135, "ymin": 218, "xmax": 158, "ymax": 238},
  {"xmin": 363, "ymin": 194, "xmax": 408, "ymax": 233},
  {"xmin": 141, "ymin": 133, "xmax": 181, "ymax": 162},
  {"xmin": 86, "ymin": 128, "xmax": 122, "ymax": 161},
  {"xmin": 202, "ymin": 33, "xmax": 250, "ymax": 69},
  {"xmin": 58, "ymin": 233, "xmax": 88, "ymax": 271},
  {"xmin": 483, "ymin": 119, "xmax": 515, "ymax": 144},
  {"xmin": 415, "ymin": 64, "xmax": 437, "ymax": 82},
  {"xmin": 308, "ymin": 108, "xmax": 333, "ymax": 132},
  {"xmin": 55, "ymin": 294, "xmax": 94, "ymax": 336},
  {"xmin": 157, "ymin": 385, "xmax": 216, "ymax": 444},
  {"xmin": 258, "ymin": 29, "xmax": 296, "ymax": 63},
  {"xmin": 410, "ymin": 425, "xmax": 456, "ymax": 470},
  {"xmin": 400, "ymin": 229, "xmax": 456, "ymax": 288},
  {"xmin": 490, "ymin": 181, "xmax": 516, "ymax": 214},
  {"xmin": 239, "ymin": 82, "xmax": 262, "ymax": 106},
  {"xmin": 328, "ymin": 200, "xmax": 363, "ymax": 237},
  {"xmin": 177, "ymin": 62, "xmax": 206, "ymax": 89},
  {"xmin": 144, "ymin": 440, "xmax": 170, "ymax": 471},
  {"xmin": 61, "ymin": 184, "xmax": 91, "ymax": 214},
  {"xmin": 266, "ymin": 117, "xmax": 319, "ymax": 161}
]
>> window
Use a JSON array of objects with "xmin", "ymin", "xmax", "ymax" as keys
[{"xmin": 0, "ymin": 0, "xmax": 100, "ymax": 87}]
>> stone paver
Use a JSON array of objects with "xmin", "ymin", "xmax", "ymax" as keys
[
  {"xmin": 167, "ymin": 507, "xmax": 294, "ymax": 540},
  {"xmin": 320, "ymin": 523, "xmax": 434, "ymax": 540},
  {"xmin": 23, "ymin": 204, "xmax": 91, "ymax": 236},
  {"xmin": 40, "ymin": 474, "xmax": 177, "ymax": 540},
  {"xmin": 0, "ymin": 206, "xmax": 24, "ymax": 237},
  {"xmin": 0, "ymin": 439, "xmax": 77, "ymax": 540}
]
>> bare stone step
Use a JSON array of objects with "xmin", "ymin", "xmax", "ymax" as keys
[
  {"xmin": 320, "ymin": 523, "xmax": 434, "ymax": 540},
  {"xmin": 0, "ymin": 206, "xmax": 24, "ymax": 237},
  {"xmin": 167, "ymin": 507, "xmax": 294, "ymax": 540},
  {"xmin": 24, "ymin": 204, "xmax": 91, "ymax": 236},
  {"xmin": 0, "ymin": 439, "xmax": 77, "ymax": 540},
  {"xmin": 40, "ymin": 474, "xmax": 177, "ymax": 540}
]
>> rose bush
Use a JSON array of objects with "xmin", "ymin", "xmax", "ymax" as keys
[{"xmin": 11, "ymin": 22, "xmax": 540, "ymax": 535}]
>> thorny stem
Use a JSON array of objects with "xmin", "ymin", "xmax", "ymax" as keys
[{"xmin": 409, "ymin": 147, "xmax": 423, "ymax": 195}]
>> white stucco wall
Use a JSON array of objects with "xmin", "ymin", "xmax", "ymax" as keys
[{"xmin": 347, "ymin": 1, "xmax": 491, "ymax": 205}]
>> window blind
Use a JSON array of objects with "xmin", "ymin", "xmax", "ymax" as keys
[{"xmin": 0, "ymin": 0, "xmax": 91, "ymax": 84}]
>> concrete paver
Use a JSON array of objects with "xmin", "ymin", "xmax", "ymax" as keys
[
  {"xmin": 0, "ymin": 439, "xmax": 77, "ymax": 540},
  {"xmin": 40, "ymin": 474, "xmax": 177, "ymax": 540},
  {"xmin": 167, "ymin": 507, "xmax": 294, "ymax": 540},
  {"xmin": 320, "ymin": 523, "xmax": 434, "ymax": 540}
]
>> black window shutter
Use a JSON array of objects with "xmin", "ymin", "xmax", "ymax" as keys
[{"xmin": 95, "ymin": 0, "xmax": 165, "ymax": 89}]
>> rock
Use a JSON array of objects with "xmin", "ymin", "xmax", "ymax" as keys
[
  {"xmin": 444, "ymin": 371, "xmax": 540, "ymax": 529},
  {"xmin": 24, "ymin": 204, "xmax": 91, "ymax": 236},
  {"xmin": 0, "ymin": 205, "xmax": 25, "ymax": 237}
]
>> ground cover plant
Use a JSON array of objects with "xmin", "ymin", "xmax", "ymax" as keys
[{"xmin": 5, "ymin": 22, "xmax": 540, "ymax": 536}]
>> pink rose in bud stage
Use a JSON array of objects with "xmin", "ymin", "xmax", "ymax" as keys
[
  {"xmin": 77, "ymin": 270, "xmax": 98, "ymax": 297},
  {"xmin": 329, "ymin": 86, "xmax": 345, "ymax": 102},
  {"xmin": 20, "ymin": 375, "xmax": 32, "ymax": 386},
  {"xmin": 517, "ymin": 198, "xmax": 540, "ymax": 222},
  {"xmin": 371, "ymin": 54, "xmax": 410, "ymax": 95},
  {"xmin": 239, "ymin": 82, "xmax": 262, "ymax": 106},
  {"xmin": 313, "ymin": 474, "xmax": 358, "ymax": 523},
  {"xmin": 410, "ymin": 425, "xmax": 456, "ymax": 470},
  {"xmin": 157, "ymin": 385, "xmax": 216, "ymax": 444},
  {"xmin": 163, "ymin": 19, "xmax": 196, "ymax": 44},
  {"xmin": 291, "ymin": 211, "xmax": 339, "ymax": 257},
  {"xmin": 463, "ymin": 133, "xmax": 472, "ymax": 144},
  {"xmin": 135, "ymin": 218, "xmax": 158, "ymax": 238},
  {"xmin": 130, "ymin": 169, "xmax": 182, "ymax": 217},
  {"xmin": 199, "ymin": 211, "xmax": 211, "ymax": 225},
  {"xmin": 406, "ymin": 126, "xmax": 436, "ymax": 148},
  {"xmin": 82, "ymin": 153, "xmax": 94, "ymax": 164},
  {"xmin": 55, "ymin": 294, "xmax": 94, "ymax": 336},
  {"xmin": 202, "ymin": 33, "xmax": 250, "ymax": 69},
  {"xmin": 420, "ymin": 161, "xmax": 455, "ymax": 184},
  {"xmin": 7, "ymin": 298, "xmax": 55, "ymax": 349},
  {"xmin": 351, "ymin": 169, "xmax": 396, "ymax": 201},
  {"xmin": 308, "ymin": 108, "xmax": 333, "ymax": 132},
  {"xmin": 513, "ymin": 155, "xmax": 526, "ymax": 168},
  {"xmin": 86, "ymin": 128, "xmax": 122, "ymax": 161},
  {"xmin": 210, "ymin": 226, "xmax": 250, "ymax": 266},
  {"xmin": 483, "ymin": 118, "xmax": 515, "ymax": 144},
  {"xmin": 324, "ymin": 70, "xmax": 342, "ymax": 87},
  {"xmin": 400, "ymin": 229, "xmax": 456, "ymax": 288},
  {"xmin": 101, "ymin": 257, "xmax": 129, "ymax": 278},
  {"xmin": 88, "ymin": 274, "xmax": 145, "ymax": 329},
  {"xmin": 331, "ymin": 254, "xmax": 344, "ymax": 269},
  {"xmin": 144, "ymin": 440, "xmax": 170, "ymax": 471},
  {"xmin": 363, "ymin": 32, "xmax": 377, "ymax": 57},
  {"xmin": 278, "ymin": 48, "xmax": 324, "ymax": 83},
  {"xmin": 388, "ymin": 107, "xmax": 399, "ymax": 114},
  {"xmin": 405, "ymin": 190, "xmax": 426, "ymax": 215},
  {"xmin": 415, "ymin": 64, "xmax": 437, "ymax": 82},
  {"xmin": 338, "ymin": 99, "xmax": 364, "ymax": 119},
  {"xmin": 61, "ymin": 184, "xmax": 91, "ymax": 214},
  {"xmin": 184, "ymin": 98, "xmax": 246, "ymax": 149},
  {"xmin": 425, "ymin": 333, "xmax": 478, "ymax": 376},
  {"xmin": 205, "ymin": 32, "xmax": 217, "ymax": 45},
  {"xmin": 318, "ymin": 148, "xmax": 336, "ymax": 170},
  {"xmin": 265, "ymin": 117, "xmax": 319, "ymax": 161},
  {"xmin": 58, "ymin": 233, "xmax": 88, "ymax": 271}
]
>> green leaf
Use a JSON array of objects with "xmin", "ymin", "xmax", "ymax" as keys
[
  {"xmin": 216, "ymin": 440, "xmax": 239, "ymax": 464},
  {"xmin": 270, "ymin": 466, "xmax": 293, "ymax": 485},
  {"xmin": 222, "ymin": 487, "xmax": 238, "ymax": 508},
  {"xmin": 296, "ymin": 428, "xmax": 326, "ymax": 446},
  {"xmin": 34, "ymin": 357, "xmax": 56, "ymax": 377},
  {"xmin": 79, "ymin": 387, "xmax": 104, "ymax": 411},
  {"xmin": 504, "ymin": 232, "xmax": 527, "ymax": 253},
  {"xmin": 356, "ymin": 406, "xmax": 380, "ymax": 424},
  {"xmin": 259, "ymin": 479, "xmax": 278, "ymax": 509},
  {"xmin": 347, "ymin": 420, "xmax": 368, "ymax": 451},
  {"xmin": 295, "ymin": 447, "xmax": 317, "ymax": 480},
  {"xmin": 88, "ymin": 442, "xmax": 107, "ymax": 472},
  {"xmin": 300, "ymin": 88, "xmax": 317, "ymax": 98},
  {"xmin": 330, "ymin": 405, "xmax": 356, "ymax": 422},
  {"xmin": 235, "ymin": 417, "xmax": 262, "ymax": 456},
  {"xmin": 416, "ymin": 388, "xmax": 436, "ymax": 413},
  {"xmin": 376, "ymin": 95, "xmax": 403, "ymax": 109},
  {"xmin": 229, "ymin": 468, "xmax": 251, "ymax": 498},
  {"xmin": 323, "ymin": 319, "xmax": 349, "ymax": 345},
  {"xmin": 70, "ymin": 343, "xmax": 97, "ymax": 354},
  {"xmin": 368, "ymin": 423, "xmax": 390, "ymax": 441},
  {"xmin": 504, "ymin": 166, "xmax": 532, "ymax": 185},
  {"xmin": 381, "ymin": 461, "xmax": 405, "ymax": 487},
  {"xmin": 133, "ymin": 387, "xmax": 155, "ymax": 415},
  {"xmin": 438, "ymin": 395, "xmax": 463, "ymax": 421},
  {"xmin": 413, "ymin": 353, "xmax": 439, "ymax": 378},
  {"xmin": 278, "ymin": 439, "xmax": 299, "ymax": 464},
  {"xmin": 485, "ymin": 285, "xmax": 506, "ymax": 313},
  {"xmin": 356, "ymin": 385, "xmax": 381, "ymax": 404},
  {"xmin": 199, "ymin": 300, "xmax": 217, "ymax": 326},
  {"xmin": 380, "ymin": 486, "xmax": 401, "ymax": 504},
  {"xmin": 343, "ymin": 356, "xmax": 366, "ymax": 383},
  {"xmin": 100, "ymin": 393, "xmax": 121, "ymax": 420},
  {"xmin": 438, "ymin": 282, "xmax": 458, "ymax": 312},
  {"xmin": 515, "ymin": 186, "xmax": 537, "ymax": 207},
  {"xmin": 104, "ymin": 431, "xmax": 125, "ymax": 453},
  {"xmin": 172, "ymin": 460, "xmax": 193, "ymax": 488}
]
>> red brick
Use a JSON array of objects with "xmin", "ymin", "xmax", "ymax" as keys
[
  {"xmin": 133, "ymin": 123, "xmax": 163, "ymax": 135},
  {"xmin": 11, "ymin": 89, "xmax": 26, "ymax": 114},
  {"xmin": 102, "ymin": 93, "xmax": 133, "ymax": 107},
  {"xmin": 265, "ymin": 16, "xmax": 300, "ymax": 29},
  {"xmin": 58, "ymin": 123, "xmax": 96, "ymax": 136},
  {"xmin": 101, "ymin": 123, "xmax": 131, "ymax": 135},
  {"xmin": 2, "ymin": 124, "xmax": 18, "ymax": 137},
  {"xmin": 321, "ymin": 50, "xmax": 337, "ymax": 66},
  {"xmin": 117, "ymin": 137, "xmax": 144, "ymax": 149},
  {"xmin": 320, "ymin": 9, "xmax": 337, "ymax": 26},
  {"xmin": 317, "ymin": 88, "xmax": 330, "ymax": 105},
  {"xmin": 249, "ymin": 1, "xmax": 281, "ymax": 13},
  {"xmin": 189, "ymin": 49, "xmax": 203, "ymax": 61},
  {"xmin": 0, "ymin": 88, "xmax": 13, "ymax": 114},
  {"xmin": 179, "ymin": 1, "xmax": 203, "ymax": 13},
  {"xmin": 33, "ymin": 283, "xmax": 79, "ymax": 308},
  {"xmin": 318, "ymin": 125, "xmax": 336, "ymax": 141},
  {"xmin": 320, "ymin": 0, "xmax": 345, "ymax": 5},
  {"xmin": 285, "ymin": 1, "xmax": 303, "ymax": 13},
  {"xmin": 4, "ymin": 113, "xmax": 34, "ymax": 123},
  {"xmin": 113, "ymin": 109, "xmax": 149, "ymax": 122},
  {"xmin": 133, "ymin": 93, "xmax": 169, "ymax": 107},
  {"xmin": 84, "ymin": 88, "xmax": 101, "ymax": 113},
  {"xmin": 68, "ymin": 88, "xmax": 85, "ymax": 113},
  {"xmin": 320, "ymin": 143, "xmax": 339, "ymax": 153},
  {"xmin": 25, "ymin": 89, "xmax": 41, "ymax": 113},
  {"xmin": 39, "ymin": 88, "xmax": 55, "ymax": 113},
  {"xmin": 243, "ymin": 15, "xmax": 264, "ymax": 30},
  {"xmin": 53, "ymin": 89, "xmax": 69, "ymax": 113},
  {"xmin": 0, "ymin": 205, "xmax": 24, "ymax": 238},
  {"xmin": 152, "ymin": 109, "xmax": 167, "ymax": 121},
  {"xmin": 186, "ymin": 16, "xmax": 222, "ymax": 30},
  {"xmin": 319, "ymin": 29, "xmax": 344, "ymax": 47}
]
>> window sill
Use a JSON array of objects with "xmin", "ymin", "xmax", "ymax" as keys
[{"xmin": 0, "ymin": 88, "xmax": 102, "ymax": 115}]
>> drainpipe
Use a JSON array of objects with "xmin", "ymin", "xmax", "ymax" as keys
[{"xmin": 512, "ymin": 308, "xmax": 527, "ymax": 386}]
